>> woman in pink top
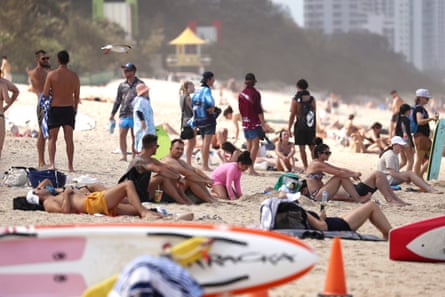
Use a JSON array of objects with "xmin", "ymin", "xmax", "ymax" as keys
[{"xmin": 210, "ymin": 151, "xmax": 252, "ymax": 200}]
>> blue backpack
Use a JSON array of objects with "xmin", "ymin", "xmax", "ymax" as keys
[{"xmin": 408, "ymin": 105, "xmax": 418, "ymax": 134}]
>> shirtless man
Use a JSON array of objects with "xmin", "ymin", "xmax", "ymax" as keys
[
  {"xmin": 27, "ymin": 50, "xmax": 51, "ymax": 167},
  {"xmin": 126, "ymin": 134, "xmax": 193, "ymax": 204},
  {"xmin": 43, "ymin": 50, "xmax": 80, "ymax": 172},
  {"xmin": 1, "ymin": 56, "xmax": 12, "ymax": 81},
  {"xmin": 0, "ymin": 76, "xmax": 19, "ymax": 158},
  {"xmin": 389, "ymin": 90, "xmax": 404, "ymax": 137},
  {"xmin": 162, "ymin": 138, "xmax": 217, "ymax": 203},
  {"xmin": 29, "ymin": 178, "xmax": 161, "ymax": 219}
]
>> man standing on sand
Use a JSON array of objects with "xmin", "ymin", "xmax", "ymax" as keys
[
  {"xmin": 389, "ymin": 90, "xmax": 405, "ymax": 137},
  {"xmin": 1, "ymin": 56, "xmax": 12, "ymax": 81},
  {"xmin": 28, "ymin": 50, "xmax": 51, "ymax": 168},
  {"xmin": 42, "ymin": 50, "xmax": 80, "ymax": 172},
  {"xmin": 110, "ymin": 63, "xmax": 144, "ymax": 161},
  {"xmin": 0, "ymin": 75, "xmax": 19, "ymax": 158},
  {"xmin": 238, "ymin": 73, "xmax": 265, "ymax": 175},
  {"xmin": 162, "ymin": 138, "xmax": 217, "ymax": 203}
]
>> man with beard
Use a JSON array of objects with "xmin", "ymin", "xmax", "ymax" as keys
[{"xmin": 28, "ymin": 50, "xmax": 51, "ymax": 168}]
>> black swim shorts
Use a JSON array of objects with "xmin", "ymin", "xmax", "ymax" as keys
[
  {"xmin": 354, "ymin": 182, "xmax": 377, "ymax": 196},
  {"xmin": 47, "ymin": 106, "xmax": 75, "ymax": 129}
]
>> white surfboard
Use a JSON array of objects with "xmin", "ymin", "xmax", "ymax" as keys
[{"xmin": 0, "ymin": 223, "xmax": 317, "ymax": 297}]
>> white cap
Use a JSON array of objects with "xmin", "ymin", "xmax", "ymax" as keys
[
  {"xmin": 415, "ymin": 88, "xmax": 432, "ymax": 98},
  {"xmin": 391, "ymin": 136, "xmax": 407, "ymax": 146},
  {"xmin": 26, "ymin": 190, "xmax": 40, "ymax": 205}
]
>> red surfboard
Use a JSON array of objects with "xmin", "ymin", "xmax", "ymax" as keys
[{"xmin": 389, "ymin": 215, "xmax": 445, "ymax": 262}]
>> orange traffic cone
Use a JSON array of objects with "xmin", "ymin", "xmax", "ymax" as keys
[
  {"xmin": 318, "ymin": 237, "xmax": 352, "ymax": 297},
  {"xmin": 245, "ymin": 289, "xmax": 269, "ymax": 297}
]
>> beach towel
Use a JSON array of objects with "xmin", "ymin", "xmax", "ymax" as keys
[
  {"xmin": 39, "ymin": 92, "xmax": 52, "ymax": 139},
  {"xmin": 108, "ymin": 256, "xmax": 203, "ymax": 297},
  {"xmin": 276, "ymin": 229, "xmax": 384, "ymax": 241}
]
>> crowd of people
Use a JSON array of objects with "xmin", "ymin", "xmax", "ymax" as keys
[{"xmin": 1, "ymin": 51, "xmax": 443, "ymax": 240}]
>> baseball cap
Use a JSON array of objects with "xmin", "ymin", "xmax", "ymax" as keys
[
  {"xmin": 245, "ymin": 73, "xmax": 256, "ymax": 81},
  {"xmin": 415, "ymin": 88, "xmax": 431, "ymax": 98},
  {"xmin": 391, "ymin": 136, "xmax": 407, "ymax": 146},
  {"xmin": 121, "ymin": 62, "xmax": 136, "ymax": 71},
  {"xmin": 26, "ymin": 190, "xmax": 40, "ymax": 205}
]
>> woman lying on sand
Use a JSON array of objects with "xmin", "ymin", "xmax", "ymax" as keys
[
  {"xmin": 278, "ymin": 187, "xmax": 392, "ymax": 240},
  {"xmin": 26, "ymin": 178, "xmax": 193, "ymax": 220}
]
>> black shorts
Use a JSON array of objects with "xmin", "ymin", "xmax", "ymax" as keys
[
  {"xmin": 391, "ymin": 113, "xmax": 399, "ymax": 122},
  {"xmin": 47, "ymin": 106, "xmax": 75, "ymax": 130},
  {"xmin": 354, "ymin": 182, "xmax": 377, "ymax": 196},
  {"xmin": 294, "ymin": 128, "xmax": 316, "ymax": 145},
  {"xmin": 326, "ymin": 217, "xmax": 351, "ymax": 231}
]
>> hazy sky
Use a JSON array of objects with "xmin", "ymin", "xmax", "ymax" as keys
[{"xmin": 271, "ymin": 0, "xmax": 304, "ymax": 26}]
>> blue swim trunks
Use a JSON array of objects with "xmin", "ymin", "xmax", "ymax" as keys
[{"xmin": 119, "ymin": 117, "xmax": 134, "ymax": 129}]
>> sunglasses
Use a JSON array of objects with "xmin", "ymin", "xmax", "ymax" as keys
[
  {"xmin": 321, "ymin": 151, "xmax": 332, "ymax": 156},
  {"xmin": 41, "ymin": 57, "xmax": 50, "ymax": 61},
  {"xmin": 124, "ymin": 69, "xmax": 133, "ymax": 73}
]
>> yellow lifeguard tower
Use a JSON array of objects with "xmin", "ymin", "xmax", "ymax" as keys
[{"xmin": 166, "ymin": 27, "xmax": 211, "ymax": 71}]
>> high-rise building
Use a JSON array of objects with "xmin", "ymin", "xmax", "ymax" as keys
[{"xmin": 303, "ymin": 0, "xmax": 445, "ymax": 73}]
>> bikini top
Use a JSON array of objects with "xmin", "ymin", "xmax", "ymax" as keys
[{"xmin": 306, "ymin": 172, "xmax": 325, "ymax": 181}]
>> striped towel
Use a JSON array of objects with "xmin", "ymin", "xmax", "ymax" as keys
[
  {"xmin": 39, "ymin": 92, "xmax": 52, "ymax": 139},
  {"xmin": 108, "ymin": 256, "xmax": 203, "ymax": 297}
]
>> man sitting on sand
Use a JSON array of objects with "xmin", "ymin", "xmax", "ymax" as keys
[
  {"xmin": 162, "ymin": 138, "xmax": 218, "ymax": 203},
  {"xmin": 28, "ymin": 178, "xmax": 162, "ymax": 219},
  {"xmin": 123, "ymin": 134, "xmax": 193, "ymax": 205}
]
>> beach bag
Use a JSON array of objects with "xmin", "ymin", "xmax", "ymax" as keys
[
  {"xmin": 273, "ymin": 173, "xmax": 301, "ymax": 191},
  {"xmin": 119, "ymin": 167, "xmax": 151, "ymax": 202},
  {"xmin": 28, "ymin": 168, "xmax": 66, "ymax": 188},
  {"xmin": 3, "ymin": 166, "xmax": 29, "ymax": 187},
  {"xmin": 260, "ymin": 197, "xmax": 309, "ymax": 230},
  {"xmin": 409, "ymin": 105, "xmax": 422, "ymax": 134},
  {"xmin": 180, "ymin": 126, "xmax": 194, "ymax": 140}
]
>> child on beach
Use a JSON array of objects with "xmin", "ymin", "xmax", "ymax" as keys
[
  {"xmin": 133, "ymin": 83, "xmax": 155, "ymax": 153},
  {"xmin": 210, "ymin": 151, "xmax": 252, "ymax": 200}
]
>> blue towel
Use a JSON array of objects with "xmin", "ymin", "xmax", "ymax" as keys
[{"xmin": 39, "ymin": 92, "xmax": 52, "ymax": 139}]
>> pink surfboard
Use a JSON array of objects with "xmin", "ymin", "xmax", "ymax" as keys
[{"xmin": 389, "ymin": 215, "xmax": 445, "ymax": 262}]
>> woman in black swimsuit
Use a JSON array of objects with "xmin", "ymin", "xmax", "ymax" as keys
[{"xmin": 306, "ymin": 200, "xmax": 392, "ymax": 240}]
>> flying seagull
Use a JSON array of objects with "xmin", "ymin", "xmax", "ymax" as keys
[{"xmin": 101, "ymin": 44, "xmax": 132, "ymax": 54}]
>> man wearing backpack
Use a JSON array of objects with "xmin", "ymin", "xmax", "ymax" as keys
[
  {"xmin": 413, "ymin": 89, "xmax": 438, "ymax": 178},
  {"xmin": 288, "ymin": 79, "xmax": 316, "ymax": 171}
]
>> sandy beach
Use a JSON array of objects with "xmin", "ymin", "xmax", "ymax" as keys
[{"xmin": 1, "ymin": 80, "xmax": 444, "ymax": 297}]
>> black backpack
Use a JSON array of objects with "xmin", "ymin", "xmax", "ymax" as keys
[
  {"xmin": 294, "ymin": 91, "xmax": 315, "ymax": 130},
  {"xmin": 260, "ymin": 197, "xmax": 309, "ymax": 230}
]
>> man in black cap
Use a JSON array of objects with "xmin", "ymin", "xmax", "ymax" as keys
[
  {"xmin": 110, "ymin": 62, "xmax": 144, "ymax": 161},
  {"xmin": 238, "ymin": 72, "xmax": 265, "ymax": 175}
]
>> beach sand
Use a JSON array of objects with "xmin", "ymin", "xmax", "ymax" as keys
[{"xmin": 1, "ymin": 80, "xmax": 444, "ymax": 297}]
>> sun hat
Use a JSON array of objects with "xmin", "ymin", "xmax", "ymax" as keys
[
  {"xmin": 391, "ymin": 136, "xmax": 407, "ymax": 146},
  {"xmin": 26, "ymin": 190, "xmax": 40, "ymax": 205},
  {"xmin": 415, "ymin": 88, "xmax": 431, "ymax": 98},
  {"xmin": 136, "ymin": 84, "xmax": 149, "ymax": 96}
]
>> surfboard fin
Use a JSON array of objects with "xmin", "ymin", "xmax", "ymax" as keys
[{"xmin": 162, "ymin": 237, "xmax": 214, "ymax": 266}]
